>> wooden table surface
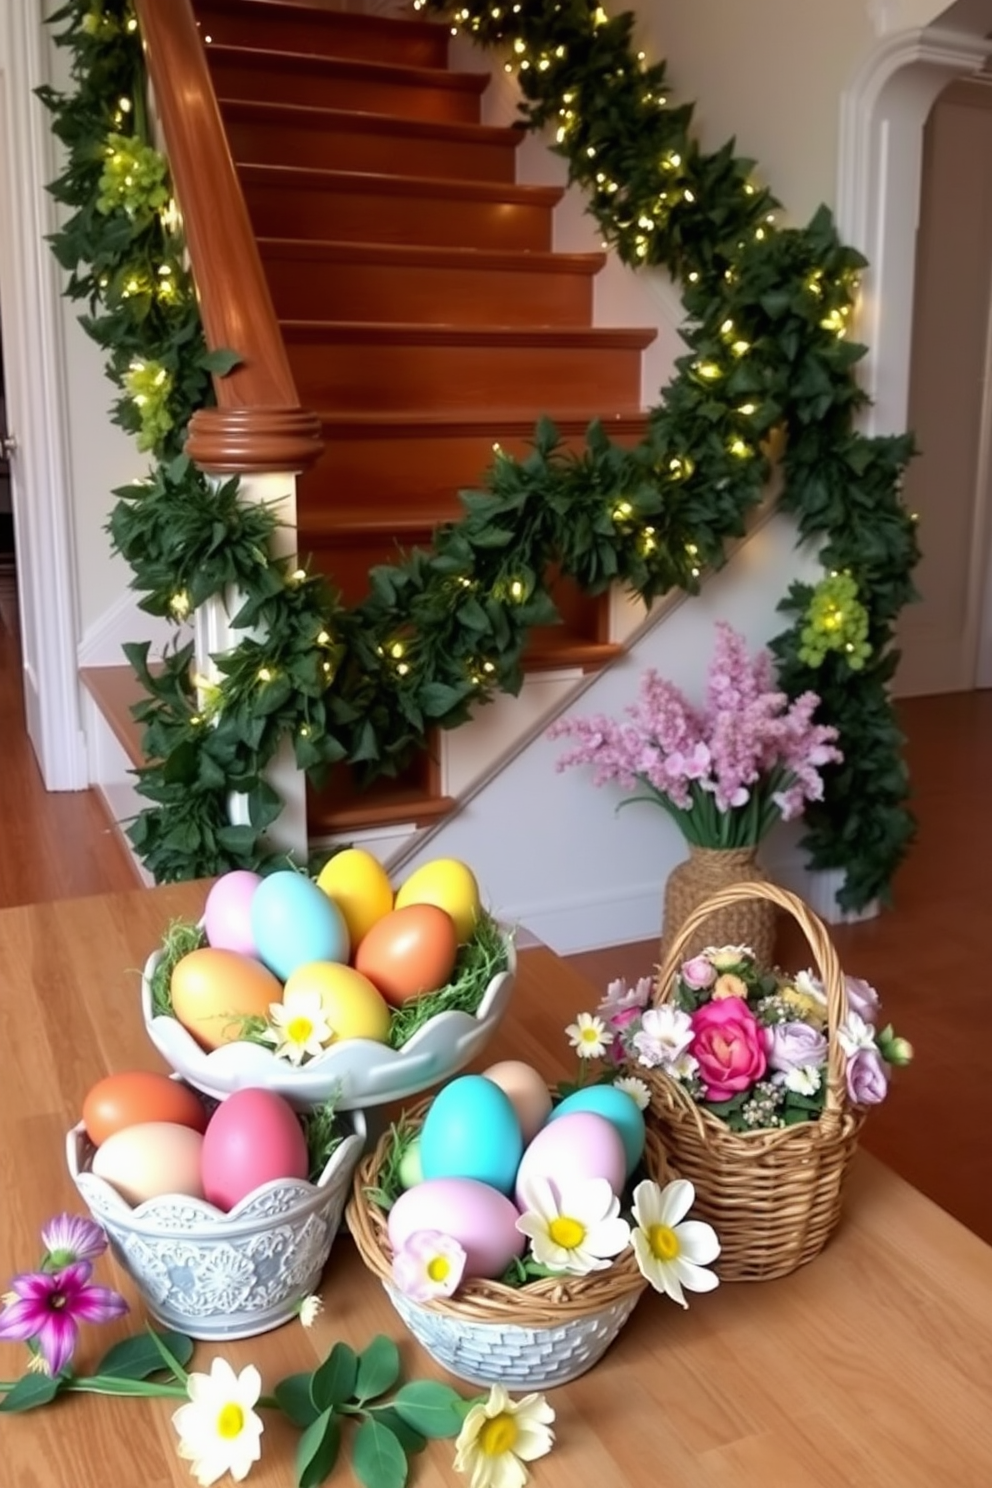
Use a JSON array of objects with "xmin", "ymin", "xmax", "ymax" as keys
[{"xmin": 2, "ymin": 882, "xmax": 991, "ymax": 1486}]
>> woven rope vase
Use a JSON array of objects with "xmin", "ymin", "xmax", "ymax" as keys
[
  {"xmin": 642, "ymin": 880, "xmax": 865, "ymax": 1282},
  {"xmin": 661, "ymin": 845, "xmax": 777, "ymax": 965}
]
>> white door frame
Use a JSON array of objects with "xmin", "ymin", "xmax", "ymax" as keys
[{"xmin": 0, "ymin": 6, "xmax": 87, "ymax": 789}]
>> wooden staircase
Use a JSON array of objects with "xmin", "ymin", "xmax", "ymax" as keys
[{"xmin": 92, "ymin": 0, "xmax": 658, "ymax": 847}]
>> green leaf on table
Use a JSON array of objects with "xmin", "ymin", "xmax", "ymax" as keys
[
  {"xmin": 296, "ymin": 1407, "xmax": 341, "ymax": 1488},
  {"xmin": 0, "ymin": 1372, "xmax": 63, "ymax": 1412},
  {"xmin": 95, "ymin": 1330, "xmax": 194, "ymax": 1380},
  {"xmin": 353, "ymin": 1417, "xmax": 408, "ymax": 1488},
  {"xmin": 354, "ymin": 1335, "xmax": 400, "ymax": 1403},
  {"xmin": 373, "ymin": 1407, "xmax": 426, "ymax": 1455},
  {"xmin": 310, "ymin": 1342, "xmax": 358, "ymax": 1411},
  {"xmin": 275, "ymin": 1372, "xmax": 322, "ymax": 1429},
  {"xmin": 391, "ymin": 1380, "xmax": 467, "ymax": 1438}
]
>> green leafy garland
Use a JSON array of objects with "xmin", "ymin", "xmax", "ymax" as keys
[{"xmin": 39, "ymin": 0, "xmax": 918, "ymax": 909}]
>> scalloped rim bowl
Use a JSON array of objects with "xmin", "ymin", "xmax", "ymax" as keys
[
  {"xmin": 66, "ymin": 1109, "xmax": 366, "ymax": 1341},
  {"xmin": 140, "ymin": 933, "xmax": 517, "ymax": 1108}
]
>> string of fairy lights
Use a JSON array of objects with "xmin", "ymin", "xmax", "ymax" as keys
[{"xmin": 39, "ymin": 0, "xmax": 918, "ymax": 906}]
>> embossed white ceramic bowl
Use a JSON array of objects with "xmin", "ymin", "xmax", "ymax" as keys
[
  {"xmin": 66, "ymin": 1109, "xmax": 366, "ymax": 1341},
  {"xmin": 140, "ymin": 935, "xmax": 516, "ymax": 1110}
]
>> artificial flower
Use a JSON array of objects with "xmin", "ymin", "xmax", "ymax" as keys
[
  {"xmin": 712, "ymin": 972, "xmax": 748, "ymax": 1000},
  {"xmin": 690, "ymin": 997, "xmax": 767, "ymax": 1101},
  {"xmin": 612, "ymin": 1074, "xmax": 650, "ymax": 1110},
  {"xmin": 837, "ymin": 1011, "xmax": 879, "ymax": 1058},
  {"xmin": 630, "ymin": 1004, "xmax": 694, "ymax": 1070},
  {"xmin": 782, "ymin": 1065, "xmax": 822, "ymax": 1096},
  {"xmin": 392, "ymin": 1230, "xmax": 467, "ymax": 1302},
  {"xmin": 764, "ymin": 1021, "xmax": 828, "ymax": 1074},
  {"xmin": 877, "ymin": 1025, "xmax": 914, "ymax": 1066},
  {"xmin": 846, "ymin": 1046, "xmax": 889, "ymax": 1105},
  {"xmin": 844, "ymin": 974, "xmax": 881, "ymax": 1022},
  {"xmin": 172, "ymin": 1358, "xmax": 264, "ymax": 1486},
  {"xmin": 0, "ymin": 1262, "xmax": 127, "ymax": 1376},
  {"xmin": 297, "ymin": 1294, "xmax": 323, "ymax": 1329},
  {"xmin": 515, "ymin": 1175, "xmax": 630, "ymax": 1275},
  {"xmin": 40, "ymin": 1214, "xmax": 108, "ymax": 1269},
  {"xmin": 565, "ymin": 1012, "xmax": 613, "ymax": 1060},
  {"xmin": 704, "ymin": 945, "xmax": 754, "ymax": 970},
  {"xmin": 599, "ymin": 975, "xmax": 653, "ymax": 1014},
  {"xmin": 630, "ymin": 1179, "xmax": 720, "ymax": 1307},
  {"xmin": 454, "ymin": 1383, "xmax": 555, "ymax": 1488},
  {"xmin": 680, "ymin": 954, "xmax": 717, "ymax": 990},
  {"xmin": 261, "ymin": 989, "xmax": 333, "ymax": 1065}
]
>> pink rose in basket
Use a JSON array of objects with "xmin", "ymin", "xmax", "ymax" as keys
[
  {"xmin": 690, "ymin": 998, "xmax": 767, "ymax": 1102},
  {"xmin": 680, "ymin": 955, "xmax": 717, "ymax": 991}
]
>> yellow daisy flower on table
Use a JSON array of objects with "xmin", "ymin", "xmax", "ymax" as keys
[{"xmin": 454, "ymin": 1383, "xmax": 555, "ymax": 1488}]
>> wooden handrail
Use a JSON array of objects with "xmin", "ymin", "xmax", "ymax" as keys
[{"xmin": 133, "ymin": 0, "xmax": 324, "ymax": 474}]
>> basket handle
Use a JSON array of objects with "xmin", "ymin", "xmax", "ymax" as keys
[{"xmin": 654, "ymin": 879, "xmax": 849, "ymax": 1114}]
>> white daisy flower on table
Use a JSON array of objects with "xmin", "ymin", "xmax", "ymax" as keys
[
  {"xmin": 297, "ymin": 1294, "xmax": 323, "ymax": 1329},
  {"xmin": 565, "ymin": 1011, "xmax": 614, "ymax": 1059},
  {"xmin": 392, "ymin": 1230, "xmax": 467, "ymax": 1302},
  {"xmin": 612, "ymin": 1075, "xmax": 651, "ymax": 1110},
  {"xmin": 631, "ymin": 1178, "xmax": 720, "ymax": 1307},
  {"xmin": 171, "ymin": 1358, "xmax": 264, "ymax": 1485},
  {"xmin": 454, "ymin": 1382, "xmax": 555, "ymax": 1488},
  {"xmin": 261, "ymin": 989, "xmax": 333, "ymax": 1065},
  {"xmin": 515, "ymin": 1175, "xmax": 630, "ymax": 1275}
]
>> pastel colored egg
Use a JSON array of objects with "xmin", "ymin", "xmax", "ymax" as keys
[
  {"xmin": 394, "ymin": 858, "xmax": 481, "ymax": 943},
  {"xmin": 283, "ymin": 961, "xmax": 392, "ymax": 1044},
  {"xmin": 548, "ymin": 1085, "xmax": 646, "ymax": 1177},
  {"xmin": 398, "ymin": 1136, "xmax": 424, "ymax": 1190},
  {"xmin": 354, "ymin": 903, "xmax": 458, "ymax": 1006},
  {"xmin": 419, "ymin": 1075, "xmax": 523, "ymax": 1196},
  {"xmin": 316, "ymin": 848, "xmax": 394, "ymax": 949},
  {"xmin": 82, "ymin": 1071, "xmax": 208, "ymax": 1146},
  {"xmin": 482, "ymin": 1060, "xmax": 553, "ymax": 1144},
  {"xmin": 251, "ymin": 871, "xmax": 350, "ymax": 981},
  {"xmin": 514, "ymin": 1111, "xmax": 626, "ymax": 1210},
  {"xmin": 170, "ymin": 948, "xmax": 282, "ymax": 1052},
  {"xmin": 201, "ymin": 1089, "xmax": 309, "ymax": 1212},
  {"xmin": 387, "ymin": 1177, "xmax": 525, "ymax": 1280},
  {"xmin": 91, "ymin": 1122, "xmax": 205, "ymax": 1207},
  {"xmin": 203, "ymin": 870, "xmax": 262, "ymax": 956}
]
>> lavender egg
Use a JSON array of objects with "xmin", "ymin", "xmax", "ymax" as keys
[
  {"xmin": 514, "ymin": 1111, "xmax": 626, "ymax": 1210},
  {"xmin": 388, "ymin": 1177, "xmax": 525, "ymax": 1279},
  {"xmin": 203, "ymin": 870, "xmax": 262, "ymax": 956}
]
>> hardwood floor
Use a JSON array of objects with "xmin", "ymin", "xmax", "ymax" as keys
[{"xmin": 2, "ymin": 591, "xmax": 989, "ymax": 1244}]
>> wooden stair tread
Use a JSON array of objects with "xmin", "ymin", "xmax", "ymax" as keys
[
  {"xmin": 281, "ymin": 321, "xmax": 658, "ymax": 349},
  {"xmin": 198, "ymin": 0, "xmax": 448, "ymax": 54},
  {"xmin": 524, "ymin": 636, "xmax": 624, "ymax": 672},
  {"xmin": 80, "ymin": 665, "xmax": 149, "ymax": 770},
  {"xmin": 257, "ymin": 237, "xmax": 605, "ymax": 276},
  {"xmin": 219, "ymin": 98, "xmax": 523, "ymax": 150},
  {"xmin": 314, "ymin": 409, "xmax": 647, "ymax": 434},
  {"xmin": 307, "ymin": 785, "xmax": 457, "ymax": 835},
  {"xmin": 205, "ymin": 43, "xmax": 487, "ymax": 94},
  {"xmin": 238, "ymin": 162, "xmax": 563, "ymax": 207}
]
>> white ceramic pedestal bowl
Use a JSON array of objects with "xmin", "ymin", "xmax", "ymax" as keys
[
  {"xmin": 66, "ymin": 1110, "xmax": 366, "ymax": 1341},
  {"xmin": 141, "ymin": 936, "xmax": 516, "ymax": 1109}
]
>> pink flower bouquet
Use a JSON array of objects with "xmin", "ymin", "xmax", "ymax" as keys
[{"xmin": 548, "ymin": 623, "xmax": 842, "ymax": 848}]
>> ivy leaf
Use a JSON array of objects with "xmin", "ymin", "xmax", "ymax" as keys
[
  {"xmin": 199, "ymin": 346, "xmax": 242, "ymax": 376},
  {"xmin": 296, "ymin": 1407, "xmax": 341, "ymax": 1488},
  {"xmin": 352, "ymin": 1418, "xmax": 408, "ymax": 1488},
  {"xmin": 0, "ymin": 1373, "xmax": 63, "ymax": 1413},
  {"xmin": 372, "ymin": 1407, "xmax": 427, "ymax": 1455},
  {"xmin": 390, "ymin": 1380, "xmax": 467, "ymax": 1438},
  {"xmin": 353, "ymin": 1336, "xmax": 400, "ymax": 1403},
  {"xmin": 310, "ymin": 1342, "xmax": 358, "ymax": 1412},
  {"xmin": 275, "ymin": 1372, "xmax": 323, "ymax": 1429}
]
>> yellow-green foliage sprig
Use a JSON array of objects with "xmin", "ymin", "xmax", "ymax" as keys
[
  {"xmin": 799, "ymin": 572, "xmax": 872, "ymax": 670},
  {"xmin": 96, "ymin": 131, "xmax": 169, "ymax": 219}
]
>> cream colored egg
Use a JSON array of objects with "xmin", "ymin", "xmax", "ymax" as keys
[
  {"xmin": 482, "ymin": 1060, "xmax": 553, "ymax": 1143},
  {"xmin": 91, "ymin": 1121, "xmax": 205, "ymax": 1207}
]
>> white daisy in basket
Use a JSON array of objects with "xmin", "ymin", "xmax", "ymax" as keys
[
  {"xmin": 392, "ymin": 1230, "xmax": 467, "ymax": 1302},
  {"xmin": 631, "ymin": 1178, "xmax": 720, "ymax": 1307},
  {"xmin": 515, "ymin": 1175, "xmax": 630, "ymax": 1275},
  {"xmin": 565, "ymin": 1012, "xmax": 614, "ymax": 1060},
  {"xmin": 171, "ymin": 1358, "xmax": 264, "ymax": 1485},
  {"xmin": 612, "ymin": 1075, "xmax": 651, "ymax": 1111},
  {"xmin": 261, "ymin": 989, "xmax": 333, "ymax": 1065},
  {"xmin": 454, "ymin": 1383, "xmax": 555, "ymax": 1488}
]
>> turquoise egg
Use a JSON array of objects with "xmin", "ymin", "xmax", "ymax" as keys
[
  {"xmin": 419, "ymin": 1075, "xmax": 523, "ymax": 1196},
  {"xmin": 548, "ymin": 1085, "xmax": 646, "ymax": 1177},
  {"xmin": 250, "ymin": 870, "xmax": 350, "ymax": 981}
]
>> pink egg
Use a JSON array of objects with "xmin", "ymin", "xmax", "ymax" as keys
[
  {"xmin": 514, "ymin": 1111, "xmax": 626, "ymax": 1210},
  {"xmin": 388, "ymin": 1178, "xmax": 525, "ymax": 1280},
  {"xmin": 201, "ymin": 1089, "xmax": 309, "ymax": 1212},
  {"xmin": 204, "ymin": 871, "xmax": 263, "ymax": 956}
]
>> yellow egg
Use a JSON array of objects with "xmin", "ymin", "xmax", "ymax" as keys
[
  {"xmin": 284, "ymin": 961, "xmax": 392, "ymax": 1044},
  {"xmin": 394, "ymin": 858, "xmax": 482, "ymax": 943},
  {"xmin": 170, "ymin": 948, "xmax": 282, "ymax": 1052},
  {"xmin": 316, "ymin": 848, "xmax": 394, "ymax": 948}
]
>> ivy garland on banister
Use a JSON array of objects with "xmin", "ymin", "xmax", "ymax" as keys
[{"xmin": 40, "ymin": 0, "xmax": 919, "ymax": 911}]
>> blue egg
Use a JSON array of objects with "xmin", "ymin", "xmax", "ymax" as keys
[
  {"xmin": 419, "ymin": 1075, "xmax": 523, "ymax": 1196},
  {"xmin": 548, "ymin": 1085, "xmax": 646, "ymax": 1177},
  {"xmin": 250, "ymin": 870, "xmax": 350, "ymax": 981}
]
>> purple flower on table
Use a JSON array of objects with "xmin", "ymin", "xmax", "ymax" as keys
[
  {"xmin": 844, "ymin": 975, "xmax": 881, "ymax": 1023},
  {"xmin": 0, "ymin": 1261, "xmax": 128, "ymax": 1375},
  {"xmin": 764, "ymin": 1021, "xmax": 829, "ymax": 1075},
  {"xmin": 846, "ymin": 1046, "xmax": 890, "ymax": 1106},
  {"xmin": 40, "ymin": 1214, "xmax": 108, "ymax": 1270}
]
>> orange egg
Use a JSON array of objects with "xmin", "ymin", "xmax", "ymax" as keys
[
  {"xmin": 83, "ymin": 1071, "xmax": 209, "ymax": 1146},
  {"xmin": 170, "ymin": 947, "xmax": 282, "ymax": 1051},
  {"xmin": 354, "ymin": 903, "xmax": 458, "ymax": 1007}
]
